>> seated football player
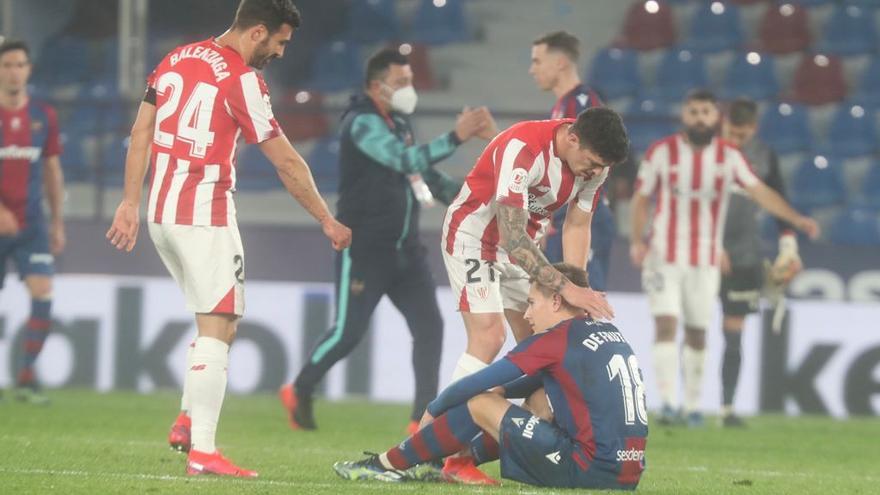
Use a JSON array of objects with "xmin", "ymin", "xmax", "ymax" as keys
[{"xmin": 333, "ymin": 263, "xmax": 648, "ymax": 490}]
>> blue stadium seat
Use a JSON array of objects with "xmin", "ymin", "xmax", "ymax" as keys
[
  {"xmin": 790, "ymin": 155, "xmax": 847, "ymax": 210},
  {"xmin": 410, "ymin": 0, "xmax": 469, "ymax": 45},
  {"xmin": 304, "ymin": 40, "xmax": 363, "ymax": 92},
  {"xmin": 757, "ymin": 102, "xmax": 812, "ymax": 154},
  {"xmin": 59, "ymin": 131, "xmax": 94, "ymax": 182},
  {"xmin": 99, "ymin": 135, "xmax": 130, "ymax": 187},
  {"xmin": 654, "ymin": 48, "xmax": 708, "ymax": 102},
  {"xmin": 829, "ymin": 207, "xmax": 880, "ymax": 245},
  {"xmin": 853, "ymin": 57, "xmax": 880, "ymax": 108},
  {"xmin": 819, "ymin": 4, "xmax": 878, "ymax": 56},
  {"xmin": 625, "ymin": 96, "xmax": 677, "ymax": 154},
  {"xmin": 32, "ymin": 36, "xmax": 91, "ymax": 90},
  {"xmin": 825, "ymin": 104, "xmax": 878, "ymax": 158},
  {"xmin": 860, "ymin": 164, "xmax": 880, "ymax": 210},
  {"xmin": 307, "ymin": 135, "xmax": 342, "ymax": 193},
  {"xmin": 686, "ymin": 1, "xmax": 744, "ymax": 53},
  {"xmin": 346, "ymin": 0, "xmax": 401, "ymax": 43},
  {"xmin": 587, "ymin": 47, "xmax": 640, "ymax": 100},
  {"xmin": 236, "ymin": 144, "xmax": 280, "ymax": 191},
  {"xmin": 722, "ymin": 51, "xmax": 779, "ymax": 100}
]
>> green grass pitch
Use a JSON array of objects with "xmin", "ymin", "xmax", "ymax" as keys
[{"xmin": 0, "ymin": 390, "xmax": 876, "ymax": 494}]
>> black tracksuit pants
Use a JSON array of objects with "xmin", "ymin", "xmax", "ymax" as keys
[{"xmin": 294, "ymin": 243, "xmax": 443, "ymax": 421}]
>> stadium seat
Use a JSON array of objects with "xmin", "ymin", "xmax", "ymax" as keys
[
  {"xmin": 346, "ymin": 0, "xmax": 401, "ymax": 44},
  {"xmin": 391, "ymin": 43, "xmax": 438, "ymax": 91},
  {"xmin": 825, "ymin": 104, "xmax": 878, "ymax": 158},
  {"xmin": 617, "ymin": 0, "xmax": 676, "ymax": 51},
  {"xmin": 587, "ymin": 47, "xmax": 641, "ymax": 100},
  {"xmin": 304, "ymin": 40, "xmax": 363, "ymax": 92},
  {"xmin": 410, "ymin": 0, "xmax": 470, "ymax": 45},
  {"xmin": 853, "ymin": 56, "xmax": 880, "ymax": 108},
  {"xmin": 790, "ymin": 53, "xmax": 847, "ymax": 105},
  {"xmin": 722, "ymin": 51, "xmax": 779, "ymax": 100},
  {"xmin": 625, "ymin": 96, "xmax": 677, "ymax": 154},
  {"xmin": 274, "ymin": 90, "xmax": 330, "ymax": 142},
  {"xmin": 307, "ymin": 134, "xmax": 342, "ymax": 193},
  {"xmin": 32, "ymin": 35, "xmax": 91, "ymax": 89},
  {"xmin": 828, "ymin": 207, "xmax": 880, "ymax": 245},
  {"xmin": 99, "ymin": 134, "xmax": 130, "ymax": 187},
  {"xmin": 790, "ymin": 155, "xmax": 847, "ymax": 210},
  {"xmin": 686, "ymin": 1, "xmax": 744, "ymax": 53},
  {"xmin": 654, "ymin": 48, "xmax": 708, "ymax": 102},
  {"xmin": 758, "ymin": 2, "xmax": 811, "ymax": 54},
  {"xmin": 236, "ymin": 144, "xmax": 281, "ymax": 191},
  {"xmin": 860, "ymin": 164, "xmax": 880, "ymax": 210},
  {"xmin": 818, "ymin": 4, "xmax": 878, "ymax": 56},
  {"xmin": 59, "ymin": 130, "xmax": 94, "ymax": 182}
]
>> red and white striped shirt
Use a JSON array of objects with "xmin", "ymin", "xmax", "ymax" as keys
[
  {"xmin": 443, "ymin": 119, "xmax": 607, "ymax": 263},
  {"xmin": 635, "ymin": 134, "xmax": 760, "ymax": 267},
  {"xmin": 146, "ymin": 38, "xmax": 282, "ymax": 226}
]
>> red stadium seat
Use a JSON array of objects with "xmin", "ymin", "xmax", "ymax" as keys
[
  {"xmin": 275, "ymin": 90, "xmax": 330, "ymax": 142},
  {"xmin": 758, "ymin": 2, "xmax": 811, "ymax": 54},
  {"xmin": 616, "ymin": 1, "xmax": 676, "ymax": 51},
  {"xmin": 388, "ymin": 43, "xmax": 438, "ymax": 91},
  {"xmin": 789, "ymin": 53, "xmax": 847, "ymax": 105}
]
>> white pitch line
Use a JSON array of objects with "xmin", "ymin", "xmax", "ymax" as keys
[
  {"xmin": 0, "ymin": 467, "xmax": 428, "ymax": 491},
  {"xmin": 657, "ymin": 465, "xmax": 878, "ymax": 483}
]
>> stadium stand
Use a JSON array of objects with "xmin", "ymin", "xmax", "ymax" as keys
[
  {"xmin": 790, "ymin": 53, "xmax": 847, "ymax": 105},
  {"xmin": 617, "ymin": 0, "xmax": 677, "ymax": 51},
  {"xmin": 685, "ymin": 1, "xmax": 743, "ymax": 53},
  {"xmin": 818, "ymin": 4, "xmax": 878, "ymax": 56},
  {"xmin": 721, "ymin": 51, "xmax": 779, "ymax": 100},
  {"xmin": 587, "ymin": 47, "xmax": 641, "ymax": 100},
  {"xmin": 757, "ymin": 2, "xmax": 811, "ymax": 54},
  {"xmin": 790, "ymin": 155, "xmax": 847, "ymax": 211}
]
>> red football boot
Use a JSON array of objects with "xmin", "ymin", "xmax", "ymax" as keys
[
  {"xmin": 442, "ymin": 456, "xmax": 500, "ymax": 485},
  {"xmin": 168, "ymin": 412, "xmax": 191, "ymax": 453},
  {"xmin": 186, "ymin": 449, "xmax": 258, "ymax": 478}
]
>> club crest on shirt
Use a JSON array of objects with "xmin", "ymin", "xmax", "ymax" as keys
[
  {"xmin": 508, "ymin": 168, "xmax": 528, "ymax": 194},
  {"xmin": 31, "ymin": 121, "xmax": 43, "ymax": 132},
  {"xmin": 350, "ymin": 279, "xmax": 365, "ymax": 296},
  {"xmin": 577, "ymin": 93, "xmax": 588, "ymax": 107}
]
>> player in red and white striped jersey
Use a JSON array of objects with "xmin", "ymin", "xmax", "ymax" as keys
[
  {"xmin": 629, "ymin": 90, "xmax": 818, "ymax": 426},
  {"xmin": 106, "ymin": 0, "xmax": 351, "ymax": 477},
  {"xmin": 440, "ymin": 108, "xmax": 629, "ymax": 385}
]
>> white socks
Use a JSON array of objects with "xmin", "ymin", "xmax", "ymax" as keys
[
  {"xmin": 189, "ymin": 337, "xmax": 229, "ymax": 454},
  {"xmin": 682, "ymin": 345, "xmax": 705, "ymax": 414},
  {"xmin": 180, "ymin": 340, "xmax": 195, "ymax": 413},
  {"xmin": 652, "ymin": 342, "xmax": 679, "ymax": 408},
  {"xmin": 451, "ymin": 353, "xmax": 488, "ymax": 382}
]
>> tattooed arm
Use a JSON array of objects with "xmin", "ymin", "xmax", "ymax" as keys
[{"xmin": 496, "ymin": 202, "xmax": 614, "ymax": 319}]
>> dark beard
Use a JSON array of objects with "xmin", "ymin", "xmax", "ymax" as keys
[{"xmin": 686, "ymin": 126, "xmax": 715, "ymax": 146}]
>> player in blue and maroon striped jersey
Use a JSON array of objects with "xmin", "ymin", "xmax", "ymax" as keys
[
  {"xmin": 334, "ymin": 263, "xmax": 648, "ymax": 490},
  {"xmin": 0, "ymin": 40, "xmax": 65, "ymax": 405}
]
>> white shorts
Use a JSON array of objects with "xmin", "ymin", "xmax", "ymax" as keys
[
  {"xmin": 442, "ymin": 250, "xmax": 530, "ymax": 314},
  {"xmin": 148, "ymin": 221, "xmax": 245, "ymax": 316},
  {"xmin": 641, "ymin": 255, "xmax": 720, "ymax": 329}
]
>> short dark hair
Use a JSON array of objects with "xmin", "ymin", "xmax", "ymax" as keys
[
  {"xmin": 533, "ymin": 31, "xmax": 580, "ymax": 62},
  {"xmin": 364, "ymin": 48, "xmax": 409, "ymax": 87},
  {"xmin": 571, "ymin": 107, "xmax": 629, "ymax": 165},
  {"xmin": 0, "ymin": 40, "xmax": 30, "ymax": 61},
  {"xmin": 532, "ymin": 262, "xmax": 590, "ymax": 298},
  {"xmin": 684, "ymin": 88, "xmax": 718, "ymax": 105},
  {"xmin": 232, "ymin": 0, "xmax": 301, "ymax": 33},
  {"xmin": 727, "ymin": 98, "xmax": 759, "ymax": 126}
]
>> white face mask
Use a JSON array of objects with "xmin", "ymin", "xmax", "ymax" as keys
[{"xmin": 387, "ymin": 84, "xmax": 418, "ymax": 114}]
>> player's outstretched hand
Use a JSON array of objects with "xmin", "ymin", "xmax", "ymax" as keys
[
  {"xmin": 0, "ymin": 207, "xmax": 19, "ymax": 236},
  {"xmin": 629, "ymin": 240, "xmax": 648, "ymax": 268},
  {"xmin": 794, "ymin": 216, "xmax": 820, "ymax": 240},
  {"xmin": 323, "ymin": 218, "xmax": 352, "ymax": 251},
  {"xmin": 454, "ymin": 106, "xmax": 488, "ymax": 142},
  {"xmin": 106, "ymin": 201, "xmax": 139, "ymax": 252},
  {"xmin": 561, "ymin": 285, "xmax": 614, "ymax": 320},
  {"xmin": 474, "ymin": 107, "xmax": 499, "ymax": 141}
]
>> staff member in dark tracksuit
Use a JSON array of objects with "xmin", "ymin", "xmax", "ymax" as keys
[{"xmin": 280, "ymin": 48, "xmax": 496, "ymax": 432}]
